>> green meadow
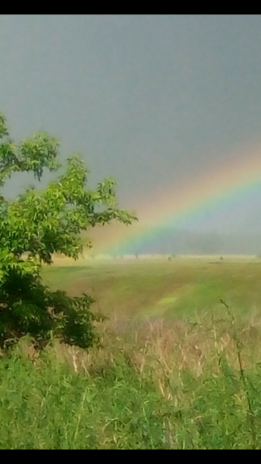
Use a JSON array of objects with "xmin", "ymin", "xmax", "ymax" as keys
[{"xmin": 1, "ymin": 254, "xmax": 261, "ymax": 449}]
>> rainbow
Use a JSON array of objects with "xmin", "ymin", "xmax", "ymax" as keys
[{"xmin": 93, "ymin": 143, "xmax": 261, "ymax": 255}]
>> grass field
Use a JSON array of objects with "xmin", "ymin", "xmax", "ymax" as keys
[
  {"xmin": 1, "ymin": 255, "xmax": 261, "ymax": 449},
  {"xmin": 43, "ymin": 254, "xmax": 261, "ymax": 322}
]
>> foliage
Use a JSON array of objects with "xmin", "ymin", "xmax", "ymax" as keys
[{"xmin": 0, "ymin": 111, "xmax": 137, "ymax": 349}]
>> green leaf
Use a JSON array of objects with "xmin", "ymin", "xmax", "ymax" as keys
[{"xmin": 0, "ymin": 110, "xmax": 138, "ymax": 350}]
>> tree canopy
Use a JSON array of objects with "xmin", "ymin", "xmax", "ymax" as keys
[{"xmin": 0, "ymin": 111, "xmax": 137, "ymax": 349}]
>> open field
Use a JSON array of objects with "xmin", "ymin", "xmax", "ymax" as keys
[
  {"xmin": 1, "ymin": 255, "xmax": 261, "ymax": 449},
  {"xmin": 43, "ymin": 254, "xmax": 261, "ymax": 322}
]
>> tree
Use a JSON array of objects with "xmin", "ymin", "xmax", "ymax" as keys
[{"xmin": 0, "ymin": 112, "xmax": 137, "ymax": 349}]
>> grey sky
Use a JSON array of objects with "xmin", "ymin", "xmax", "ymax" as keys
[{"xmin": 1, "ymin": 15, "xmax": 261, "ymax": 235}]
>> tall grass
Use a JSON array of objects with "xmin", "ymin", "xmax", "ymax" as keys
[{"xmin": 1, "ymin": 306, "xmax": 261, "ymax": 449}]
